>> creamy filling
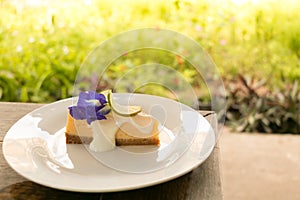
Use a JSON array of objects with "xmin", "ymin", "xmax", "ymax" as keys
[
  {"xmin": 115, "ymin": 112, "xmax": 157, "ymax": 138},
  {"xmin": 89, "ymin": 119, "xmax": 118, "ymax": 152},
  {"xmin": 89, "ymin": 112, "xmax": 158, "ymax": 152}
]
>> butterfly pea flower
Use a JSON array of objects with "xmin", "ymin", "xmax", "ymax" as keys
[{"xmin": 68, "ymin": 90, "xmax": 111, "ymax": 124}]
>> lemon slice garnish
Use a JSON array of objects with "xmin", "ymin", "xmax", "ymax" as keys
[{"xmin": 107, "ymin": 90, "xmax": 142, "ymax": 117}]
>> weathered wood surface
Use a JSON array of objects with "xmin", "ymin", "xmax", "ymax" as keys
[{"xmin": 0, "ymin": 102, "xmax": 223, "ymax": 200}]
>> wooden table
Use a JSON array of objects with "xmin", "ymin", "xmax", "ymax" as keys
[{"xmin": 0, "ymin": 102, "xmax": 223, "ymax": 200}]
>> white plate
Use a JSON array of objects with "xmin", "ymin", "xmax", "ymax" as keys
[{"xmin": 3, "ymin": 94, "xmax": 215, "ymax": 192}]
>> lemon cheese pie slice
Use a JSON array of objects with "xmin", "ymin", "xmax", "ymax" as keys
[{"xmin": 65, "ymin": 90, "xmax": 160, "ymax": 152}]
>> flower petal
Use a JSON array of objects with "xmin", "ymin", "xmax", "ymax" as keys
[
  {"xmin": 96, "ymin": 112, "xmax": 107, "ymax": 120},
  {"xmin": 97, "ymin": 93, "xmax": 107, "ymax": 105},
  {"xmin": 77, "ymin": 92, "xmax": 90, "ymax": 107},
  {"xmin": 69, "ymin": 106, "xmax": 86, "ymax": 120},
  {"xmin": 86, "ymin": 105, "xmax": 98, "ymax": 117},
  {"xmin": 70, "ymin": 91, "xmax": 111, "ymax": 124},
  {"xmin": 88, "ymin": 90, "xmax": 107, "ymax": 105},
  {"xmin": 87, "ymin": 90, "xmax": 98, "ymax": 99},
  {"xmin": 98, "ymin": 104, "xmax": 111, "ymax": 115},
  {"xmin": 86, "ymin": 116, "xmax": 97, "ymax": 125}
]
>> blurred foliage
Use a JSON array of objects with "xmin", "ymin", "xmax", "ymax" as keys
[
  {"xmin": 1, "ymin": 0, "xmax": 300, "ymax": 102},
  {"xmin": 226, "ymin": 75, "xmax": 300, "ymax": 134},
  {"xmin": 101, "ymin": 49, "xmax": 204, "ymax": 99},
  {"xmin": 0, "ymin": 0, "xmax": 299, "ymax": 133}
]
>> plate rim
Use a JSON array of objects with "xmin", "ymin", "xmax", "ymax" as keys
[{"xmin": 3, "ymin": 94, "xmax": 216, "ymax": 192}]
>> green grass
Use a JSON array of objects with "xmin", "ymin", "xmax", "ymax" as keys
[{"xmin": 0, "ymin": 0, "xmax": 299, "ymax": 102}]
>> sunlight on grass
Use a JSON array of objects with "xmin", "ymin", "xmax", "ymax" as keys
[{"xmin": 0, "ymin": 0, "xmax": 299, "ymax": 102}]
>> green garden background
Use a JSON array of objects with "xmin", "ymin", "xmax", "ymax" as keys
[{"xmin": 0, "ymin": 0, "xmax": 299, "ymax": 133}]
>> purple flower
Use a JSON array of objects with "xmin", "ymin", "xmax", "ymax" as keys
[{"xmin": 68, "ymin": 90, "xmax": 111, "ymax": 124}]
